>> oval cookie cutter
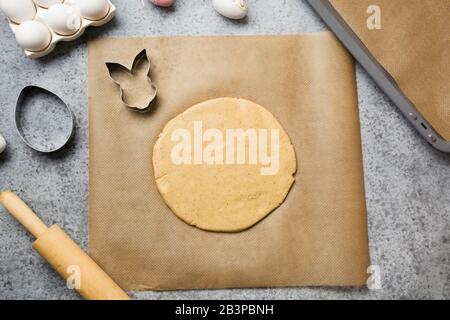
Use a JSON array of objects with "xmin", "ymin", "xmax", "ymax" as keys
[
  {"xmin": 15, "ymin": 85, "xmax": 75, "ymax": 153},
  {"xmin": 106, "ymin": 49, "xmax": 158, "ymax": 113}
]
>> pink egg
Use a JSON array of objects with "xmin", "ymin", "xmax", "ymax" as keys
[{"xmin": 151, "ymin": 0, "xmax": 174, "ymax": 8}]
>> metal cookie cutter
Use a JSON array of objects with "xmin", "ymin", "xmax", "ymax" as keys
[
  {"xmin": 15, "ymin": 86, "xmax": 75, "ymax": 153},
  {"xmin": 105, "ymin": 49, "xmax": 158, "ymax": 113}
]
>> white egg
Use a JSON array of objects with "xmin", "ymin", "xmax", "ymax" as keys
[
  {"xmin": 213, "ymin": 0, "xmax": 248, "ymax": 20},
  {"xmin": 46, "ymin": 4, "xmax": 81, "ymax": 35},
  {"xmin": 15, "ymin": 20, "xmax": 52, "ymax": 52},
  {"xmin": 75, "ymin": 0, "xmax": 110, "ymax": 21},
  {"xmin": 0, "ymin": 0, "xmax": 36, "ymax": 24},
  {"xmin": 0, "ymin": 133, "xmax": 6, "ymax": 154},
  {"xmin": 35, "ymin": 0, "xmax": 64, "ymax": 9}
]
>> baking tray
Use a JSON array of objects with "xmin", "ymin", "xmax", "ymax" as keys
[{"xmin": 307, "ymin": 0, "xmax": 450, "ymax": 153}]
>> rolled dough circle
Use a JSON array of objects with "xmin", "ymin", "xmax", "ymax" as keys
[{"xmin": 153, "ymin": 98, "xmax": 297, "ymax": 232}]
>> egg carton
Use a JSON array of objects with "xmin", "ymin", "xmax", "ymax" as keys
[{"xmin": 2, "ymin": 0, "xmax": 116, "ymax": 58}]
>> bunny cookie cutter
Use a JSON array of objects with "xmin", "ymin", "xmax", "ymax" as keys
[{"xmin": 106, "ymin": 49, "xmax": 158, "ymax": 113}]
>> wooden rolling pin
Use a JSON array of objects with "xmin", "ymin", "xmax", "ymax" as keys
[{"xmin": 0, "ymin": 190, "xmax": 130, "ymax": 300}]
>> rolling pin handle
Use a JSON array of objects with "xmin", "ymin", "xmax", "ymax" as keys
[
  {"xmin": 0, "ymin": 191, "xmax": 48, "ymax": 238},
  {"xmin": 0, "ymin": 191, "xmax": 130, "ymax": 300}
]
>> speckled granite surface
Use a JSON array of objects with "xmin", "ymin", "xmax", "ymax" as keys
[{"xmin": 0, "ymin": 0, "xmax": 448, "ymax": 300}]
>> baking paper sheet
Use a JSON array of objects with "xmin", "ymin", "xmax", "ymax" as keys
[
  {"xmin": 88, "ymin": 33, "xmax": 370, "ymax": 290},
  {"xmin": 330, "ymin": 0, "xmax": 450, "ymax": 141}
]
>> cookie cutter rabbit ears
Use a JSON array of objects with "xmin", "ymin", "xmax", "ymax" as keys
[{"xmin": 106, "ymin": 49, "xmax": 158, "ymax": 113}]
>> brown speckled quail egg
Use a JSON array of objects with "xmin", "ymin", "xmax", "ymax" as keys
[
  {"xmin": 46, "ymin": 4, "xmax": 81, "ymax": 35},
  {"xmin": 0, "ymin": 0, "xmax": 36, "ymax": 24},
  {"xmin": 35, "ymin": 0, "xmax": 63, "ymax": 9},
  {"xmin": 15, "ymin": 20, "xmax": 52, "ymax": 52},
  {"xmin": 75, "ymin": 0, "xmax": 110, "ymax": 21}
]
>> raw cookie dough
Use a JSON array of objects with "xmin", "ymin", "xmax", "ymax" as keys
[{"xmin": 153, "ymin": 98, "xmax": 297, "ymax": 232}]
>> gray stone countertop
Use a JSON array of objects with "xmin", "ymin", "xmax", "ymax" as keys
[{"xmin": 0, "ymin": 0, "xmax": 448, "ymax": 300}]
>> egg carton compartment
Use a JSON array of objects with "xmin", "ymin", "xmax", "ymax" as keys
[{"xmin": 1, "ymin": 0, "xmax": 116, "ymax": 58}]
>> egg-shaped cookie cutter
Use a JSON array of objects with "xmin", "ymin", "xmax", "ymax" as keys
[
  {"xmin": 15, "ymin": 85, "xmax": 75, "ymax": 153},
  {"xmin": 105, "ymin": 49, "xmax": 158, "ymax": 113}
]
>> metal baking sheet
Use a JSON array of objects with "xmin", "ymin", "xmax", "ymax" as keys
[{"xmin": 307, "ymin": 0, "xmax": 450, "ymax": 153}]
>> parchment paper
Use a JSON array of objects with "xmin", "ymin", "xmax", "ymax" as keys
[
  {"xmin": 88, "ymin": 33, "xmax": 370, "ymax": 291},
  {"xmin": 330, "ymin": 0, "xmax": 450, "ymax": 141}
]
